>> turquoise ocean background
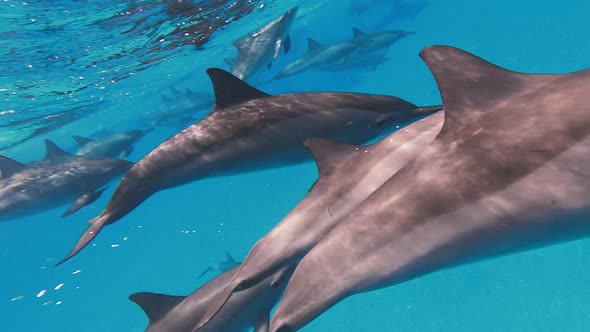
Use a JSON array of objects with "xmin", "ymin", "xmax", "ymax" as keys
[{"xmin": 1, "ymin": 0, "xmax": 589, "ymax": 331}]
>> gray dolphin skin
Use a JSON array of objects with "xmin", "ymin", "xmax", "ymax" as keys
[
  {"xmin": 194, "ymin": 110, "xmax": 444, "ymax": 330},
  {"xmin": 57, "ymin": 67, "xmax": 441, "ymax": 265},
  {"xmin": 73, "ymin": 129, "xmax": 150, "ymax": 159},
  {"xmin": 273, "ymin": 38, "xmax": 359, "ymax": 80},
  {"xmin": 229, "ymin": 7, "xmax": 298, "ymax": 82},
  {"xmin": 129, "ymin": 264, "xmax": 296, "ymax": 332},
  {"xmin": 0, "ymin": 141, "xmax": 133, "ymax": 221},
  {"xmin": 349, "ymin": 27, "xmax": 415, "ymax": 55},
  {"xmin": 267, "ymin": 45, "xmax": 590, "ymax": 332}
]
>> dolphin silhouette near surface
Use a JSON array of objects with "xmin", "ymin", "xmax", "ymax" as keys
[
  {"xmin": 57, "ymin": 67, "xmax": 441, "ymax": 265},
  {"xmin": 268, "ymin": 45, "xmax": 590, "ymax": 331}
]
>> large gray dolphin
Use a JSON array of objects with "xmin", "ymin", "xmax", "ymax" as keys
[
  {"xmin": 228, "ymin": 7, "xmax": 298, "ymax": 82},
  {"xmin": 194, "ymin": 111, "xmax": 444, "ymax": 330},
  {"xmin": 73, "ymin": 129, "xmax": 151, "ymax": 159},
  {"xmin": 57, "ymin": 67, "xmax": 441, "ymax": 265},
  {"xmin": 129, "ymin": 264, "xmax": 295, "ymax": 332},
  {"xmin": 0, "ymin": 141, "xmax": 133, "ymax": 220},
  {"xmin": 273, "ymin": 38, "xmax": 359, "ymax": 80},
  {"xmin": 267, "ymin": 45, "xmax": 590, "ymax": 332}
]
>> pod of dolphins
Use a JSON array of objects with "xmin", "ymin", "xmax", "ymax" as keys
[{"xmin": 1, "ymin": 5, "xmax": 589, "ymax": 332}]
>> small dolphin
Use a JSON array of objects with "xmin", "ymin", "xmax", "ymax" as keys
[
  {"xmin": 273, "ymin": 38, "xmax": 359, "ymax": 80},
  {"xmin": 0, "ymin": 140, "xmax": 133, "ymax": 221},
  {"xmin": 143, "ymin": 88, "xmax": 214, "ymax": 128},
  {"xmin": 197, "ymin": 252, "xmax": 240, "ymax": 279},
  {"xmin": 129, "ymin": 264, "xmax": 296, "ymax": 332},
  {"xmin": 73, "ymin": 129, "xmax": 151, "ymax": 159},
  {"xmin": 228, "ymin": 7, "xmax": 298, "ymax": 82},
  {"xmin": 58, "ymin": 67, "xmax": 440, "ymax": 265},
  {"xmin": 194, "ymin": 111, "xmax": 444, "ymax": 330},
  {"xmin": 268, "ymin": 45, "xmax": 590, "ymax": 331}
]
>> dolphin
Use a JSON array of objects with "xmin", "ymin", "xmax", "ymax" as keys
[
  {"xmin": 57, "ymin": 67, "xmax": 441, "ymax": 265},
  {"xmin": 73, "ymin": 129, "xmax": 151, "ymax": 159},
  {"xmin": 228, "ymin": 7, "xmax": 298, "ymax": 82},
  {"xmin": 273, "ymin": 38, "xmax": 359, "ymax": 80},
  {"xmin": 267, "ymin": 45, "xmax": 590, "ymax": 332},
  {"xmin": 194, "ymin": 111, "xmax": 444, "ymax": 330},
  {"xmin": 0, "ymin": 140, "xmax": 133, "ymax": 221},
  {"xmin": 197, "ymin": 252, "xmax": 240, "ymax": 279},
  {"xmin": 142, "ymin": 88, "xmax": 213, "ymax": 129},
  {"xmin": 129, "ymin": 264, "xmax": 296, "ymax": 332},
  {"xmin": 349, "ymin": 27, "xmax": 415, "ymax": 54}
]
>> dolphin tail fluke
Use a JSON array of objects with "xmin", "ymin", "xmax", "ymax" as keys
[
  {"xmin": 193, "ymin": 283, "xmax": 239, "ymax": 331},
  {"xmin": 55, "ymin": 216, "xmax": 107, "ymax": 266}
]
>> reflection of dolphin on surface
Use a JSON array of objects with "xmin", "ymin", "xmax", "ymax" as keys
[
  {"xmin": 267, "ymin": 45, "xmax": 590, "ymax": 332},
  {"xmin": 73, "ymin": 129, "xmax": 151, "ymax": 159},
  {"xmin": 0, "ymin": 140, "xmax": 133, "ymax": 221},
  {"xmin": 130, "ymin": 264, "xmax": 295, "ymax": 332},
  {"xmin": 227, "ymin": 7, "xmax": 298, "ymax": 82},
  {"xmin": 58, "ymin": 67, "xmax": 441, "ymax": 265},
  {"xmin": 194, "ymin": 111, "xmax": 444, "ymax": 331}
]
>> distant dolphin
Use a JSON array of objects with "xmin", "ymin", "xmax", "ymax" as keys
[
  {"xmin": 142, "ymin": 88, "xmax": 214, "ymax": 129},
  {"xmin": 0, "ymin": 140, "xmax": 133, "ymax": 220},
  {"xmin": 349, "ymin": 27, "xmax": 414, "ymax": 54},
  {"xmin": 194, "ymin": 111, "xmax": 444, "ymax": 330},
  {"xmin": 273, "ymin": 38, "xmax": 359, "ymax": 80},
  {"xmin": 268, "ymin": 45, "xmax": 590, "ymax": 331},
  {"xmin": 130, "ymin": 264, "xmax": 295, "ymax": 332},
  {"xmin": 57, "ymin": 67, "xmax": 441, "ymax": 265},
  {"xmin": 73, "ymin": 129, "xmax": 151, "ymax": 159},
  {"xmin": 228, "ymin": 7, "xmax": 298, "ymax": 82}
]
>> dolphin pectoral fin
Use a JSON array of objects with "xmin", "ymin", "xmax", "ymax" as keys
[
  {"xmin": 129, "ymin": 292, "xmax": 185, "ymax": 325},
  {"xmin": 284, "ymin": 35, "xmax": 291, "ymax": 54},
  {"xmin": 62, "ymin": 189, "xmax": 106, "ymax": 217},
  {"xmin": 193, "ymin": 282, "xmax": 239, "ymax": 331},
  {"xmin": 55, "ymin": 216, "xmax": 107, "ymax": 266},
  {"xmin": 273, "ymin": 39, "xmax": 282, "ymax": 60},
  {"xmin": 254, "ymin": 310, "xmax": 270, "ymax": 332}
]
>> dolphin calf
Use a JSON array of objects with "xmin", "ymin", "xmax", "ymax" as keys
[
  {"xmin": 73, "ymin": 128, "xmax": 150, "ymax": 159},
  {"xmin": 273, "ymin": 38, "xmax": 359, "ymax": 80},
  {"xmin": 58, "ymin": 67, "xmax": 440, "ymax": 265},
  {"xmin": 0, "ymin": 141, "xmax": 133, "ymax": 221},
  {"xmin": 228, "ymin": 7, "xmax": 298, "ymax": 82},
  {"xmin": 130, "ymin": 264, "xmax": 295, "ymax": 332},
  {"xmin": 267, "ymin": 45, "xmax": 590, "ymax": 332},
  {"xmin": 194, "ymin": 111, "xmax": 444, "ymax": 330}
]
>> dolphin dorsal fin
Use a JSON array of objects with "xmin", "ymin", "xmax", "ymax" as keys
[
  {"xmin": 72, "ymin": 135, "xmax": 93, "ymax": 147},
  {"xmin": 352, "ymin": 27, "xmax": 366, "ymax": 39},
  {"xmin": 206, "ymin": 68, "xmax": 271, "ymax": 109},
  {"xmin": 307, "ymin": 38, "xmax": 323, "ymax": 52},
  {"xmin": 304, "ymin": 137, "xmax": 358, "ymax": 177},
  {"xmin": 44, "ymin": 139, "xmax": 73, "ymax": 160},
  {"xmin": 419, "ymin": 45, "xmax": 556, "ymax": 135},
  {"xmin": 129, "ymin": 292, "xmax": 185, "ymax": 324},
  {"xmin": 0, "ymin": 155, "xmax": 27, "ymax": 179}
]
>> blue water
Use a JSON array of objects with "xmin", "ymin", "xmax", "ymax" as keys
[{"xmin": 1, "ymin": 0, "xmax": 590, "ymax": 331}]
